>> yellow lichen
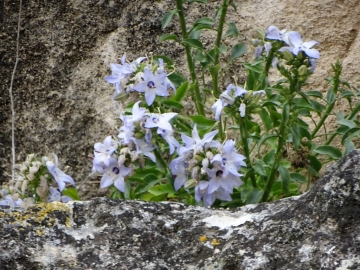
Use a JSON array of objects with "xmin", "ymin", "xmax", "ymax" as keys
[
  {"xmin": 199, "ymin": 235, "xmax": 207, "ymax": 242},
  {"xmin": 211, "ymin": 239, "xmax": 221, "ymax": 246}
]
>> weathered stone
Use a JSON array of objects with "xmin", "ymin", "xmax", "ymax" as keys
[
  {"xmin": 1, "ymin": 150, "xmax": 360, "ymax": 269},
  {"xmin": 1, "ymin": 0, "xmax": 360, "ymax": 198}
]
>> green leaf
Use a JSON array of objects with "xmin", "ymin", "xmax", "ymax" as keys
[
  {"xmin": 252, "ymin": 159, "xmax": 268, "ymax": 176},
  {"xmin": 326, "ymin": 87, "xmax": 336, "ymax": 104},
  {"xmin": 306, "ymin": 90, "xmax": 323, "ymax": 99},
  {"xmin": 340, "ymin": 90, "xmax": 354, "ymax": 98},
  {"xmin": 148, "ymin": 183, "xmax": 175, "ymax": 196},
  {"xmin": 308, "ymin": 154, "xmax": 322, "ymax": 172},
  {"xmin": 135, "ymin": 179, "xmax": 160, "ymax": 195},
  {"xmin": 282, "ymin": 103, "xmax": 290, "ymax": 127},
  {"xmin": 171, "ymin": 81, "xmax": 190, "ymax": 102},
  {"xmin": 263, "ymin": 150, "xmax": 275, "ymax": 166},
  {"xmin": 149, "ymin": 194, "xmax": 168, "ymax": 202},
  {"xmin": 279, "ymin": 166, "xmax": 290, "ymax": 194},
  {"xmin": 344, "ymin": 140, "xmax": 356, "ymax": 155},
  {"xmin": 153, "ymin": 55, "xmax": 174, "ymax": 66},
  {"xmin": 124, "ymin": 182, "xmax": 131, "ymax": 200},
  {"xmin": 209, "ymin": 64, "xmax": 220, "ymax": 78},
  {"xmin": 182, "ymin": 39, "xmax": 203, "ymax": 50},
  {"xmin": 62, "ymin": 188, "xmax": 80, "ymax": 201},
  {"xmin": 246, "ymin": 189, "xmax": 264, "ymax": 204},
  {"xmin": 189, "ymin": 115, "xmax": 216, "ymax": 130},
  {"xmin": 338, "ymin": 119, "xmax": 357, "ymax": 129},
  {"xmin": 257, "ymin": 134, "xmax": 278, "ymax": 151},
  {"xmin": 186, "ymin": 0, "xmax": 207, "ymax": 3},
  {"xmin": 290, "ymin": 172, "xmax": 307, "ymax": 184},
  {"xmin": 219, "ymin": 44, "xmax": 227, "ymax": 54},
  {"xmin": 191, "ymin": 24, "xmax": 214, "ymax": 32},
  {"xmin": 161, "ymin": 100, "xmax": 184, "ymax": 110},
  {"xmin": 341, "ymin": 127, "xmax": 360, "ymax": 145},
  {"xmin": 259, "ymin": 108, "xmax": 273, "ymax": 131},
  {"xmin": 168, "ymin": 73, "xmax": 186, "ymax": 88},
  {"xmin": 159, "ymin": 34, "xmax": 178, "ymax": 42},
  {"xmin": 243, "ymin": 61, "xmax": 263, "ymax": 73},
  {"xmin": 230, "ymin": 42, "xmax": 247, "ymax": 61},
  {"xmin": 226, "ymin": 22, "xmax": 239, "ymax": 38},
  {"xmin": 194, "ymin": 17, "xmax": 215, "ymax": 25},
  {"xmin": 290, "ymin": 125, "xmax": 300, "ymax": 151},
  {"xmin": 161, "ymin": 10, "xmax": 177, "ymax": 29}
]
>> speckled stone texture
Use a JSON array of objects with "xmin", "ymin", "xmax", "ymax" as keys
[
  {"xmin": 1, "ymin": 0, "xmax": 360, "ymax": 199},
  {"xmin": 1, "ymin": 150, "xmax": 360, "ymax": 269}
]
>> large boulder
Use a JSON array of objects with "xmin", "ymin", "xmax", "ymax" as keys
[
  {"xmin": 1, "ymin": 150, "xmax": 360, "ymax": 269},
  {"xmin": 1, "ymin": 0, "xmax": 360, "ymax": 197}
]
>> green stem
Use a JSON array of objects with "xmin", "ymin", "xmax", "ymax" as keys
[
  {"xmin": 176, "ymin": 0, "xmax": 204, "ymax": 115},
  {"xmin": 311, "ymin": 61, "xmax": 342, "ymax": 138},
  {"xmin": 154, "ymin": 148, "xmax": 169, "ymax": 174},
  {"xmin": 239, "ymin": 116, "xmax": 257, "ymax": 188},
  {"xmin": 212, "ymin": 0, "xmax": 229, "ymax": 98}
]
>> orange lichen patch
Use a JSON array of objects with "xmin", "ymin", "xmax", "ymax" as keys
[
  {"xmin": 199, "ymin": 235, "xmax": 207, "ymax": 242},
  {"xmin": 211, "ymin": 239, "xmax": 221, "ymax": 246}
]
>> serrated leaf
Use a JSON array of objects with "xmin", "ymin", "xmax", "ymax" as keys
[
  {"xmin": 231, "ymin": 42, "xmax": 247, "ymax": 61},
  {"xmin": 159, "ymin": 34, "xmax": 178, "ymax": 42},
  {"xmin": 182, "ymin": 39, "xmax": 203, "ymax": 50},
  {"xmin": 162, "ymin": 10, "xmax": 177, "ymax": 29}
]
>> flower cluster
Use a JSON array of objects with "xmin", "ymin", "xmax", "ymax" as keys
[
  {"xmin": 211, "ymin": 84, "xmax": 266, "ymax": 120},
  {"xmin": 92, "ymin": 99, "xmax": 246, "ymax": 206},
  {"xmin": 0, "ymin": 154, "xmax": 75, "ymax": 207},
  {"xmin": 170, "ymin": 126, "xmax": 245, "ymax": 207},
  {"xmin": 254, "ymin": 25, "xmax": 320, "ymax": 70},
  {"xmin": 105, "ymin": 54, "xmax": 175, "ymax": 106}
]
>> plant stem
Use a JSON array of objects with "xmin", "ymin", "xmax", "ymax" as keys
[
  {"xmin": 261, "ymin": 103, "xmax": 290, "ymax": 202},
  {"xmin": 176, "ymin": 0, "xmax": 204, "ymax": 116},
  {"xmin": 238, "ymin": 116, "xmax": 257, "ymax": 188},
  {"xmin": 9, "ymin": 0, "xmax": 22, "ymax": 183},
  {"xmin": 212, "ymin": 0, "xmax": 229, "ymax": 98},
  {"xmin": 311, "ymin": 61, "xmax": 341, "ymax": 138}
]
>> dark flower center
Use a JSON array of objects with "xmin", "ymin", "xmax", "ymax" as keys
[
  {"xmin": 147, "ymin": 81, "xmax": 155, "ymax": 88},
  {"xmin": 112, "ymin": 167, "xmax": 120, "ymax": 174},
  {"xmin": 216, "ymin": 170, "xmax": 223, "ymax": 177}
]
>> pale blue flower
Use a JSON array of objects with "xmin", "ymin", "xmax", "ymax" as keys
[
  {"xmin": 309, "ymin": 58, "xmax": 317, "ymax": 72},
  {"xmin": 266, "ymin": 25, "xmax": 287, "ymax": 40},
  {"xmin": 48, "ymin": 187, "xmax": 72, "ymax": 203},
  {"xmin": 94, "ymin": 136, "xmax": 117, "ymax": 166},
  {"xmin": 133, "ymin": 68, "xmax": 169, "ymax": 105},
  {"xmin": 158, "ymin": 129, "xmax": 180, "ymax": 155},
  {"xmin": 280, "ymin": 31, "xmax": 320, "ymax": 59},
  {"xmin": 46, "ymin": 154, "xmax": 75, "ymax": 191},
  {"xmin": 0, "ymin": 195, "xmax": 23, "ymax": 207},
  {"xmin": 100, "ymin": 158, "xmax": 132, "ymax": 192},
  {"xmin": 157, "ymin": 58, "xmax": 176, "ymax": 94},
  {"xmin": 181, "ymin": 124, "xmax": 218, "ymax": 154},
  {"xmin": 130, "ymin": 138, "xmax": 156, "ymax": 163},
  {"xmin": 206, "ymin": 167, "xmax": 242, "ymax": 194},
  {"xmin": 195, "ymin": 181, "xmax": 232, "ymax": 207},
  {"xmin": 145, "ymin": 112, "xmax": 177, "ymax": 132}
]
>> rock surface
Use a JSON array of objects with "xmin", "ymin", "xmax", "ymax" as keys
[
  {"xmin": 1, "ymin": 150, "xmax": 360, "ymax": 269},
  {"xmin": 1, "ymin": 0, "xmax": 360, "ymax": 197}
]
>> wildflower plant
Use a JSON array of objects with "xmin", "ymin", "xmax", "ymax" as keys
[
  {"xmin": 0, "ymin": 153, "xmax": 79, "ymax": 207},
  {"xmin": 92, "ymin": 0, "xmax": 360, "ymax": 207}
]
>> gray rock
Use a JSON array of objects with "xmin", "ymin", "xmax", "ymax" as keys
[{"xmin": 1, "ymin": 150, "xmax": 360, "ymax": 269}]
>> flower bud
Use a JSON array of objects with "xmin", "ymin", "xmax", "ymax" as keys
[
  {"xmin": 134, "ymin": 132, "xmax": 145, "ymax": 139},
  {"xmin": 12, "ymin": 193, "xmax": 19, "ymax": 201},
  {"xmin": 184, "ymin": 179, "xmax": 198, "ymax": 190},
  {"xmin": 298, "ymin": 65, "xmax": 308, "ymax": 76},
  {"xmin": 282, "ymin": 50, "xmax": 294, "ymax": 61},
  {"xmin": 194, "ymin": 155, "xmax": 203, "ymax": 162},
  {"xmin": 255, "ymin": 28, "xmax": 265, "ymax": 40},
  {"xmin": 191, "ymin": 166, "xmax": 199, "ymax": 180},
  {"xmin": 206, "ymin": 151, "xmax": 214, "ymax": 161},
  {"xmin": 239, "ymin": 103, "xmax": 246, "ymax": 117},
  {"xmin": 244, "ymin": 91, "xmax": 253, "ymax": 101},
  {"xmin": 118, "ymin": 154, "xmax": 126, "ymax": 166}
]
